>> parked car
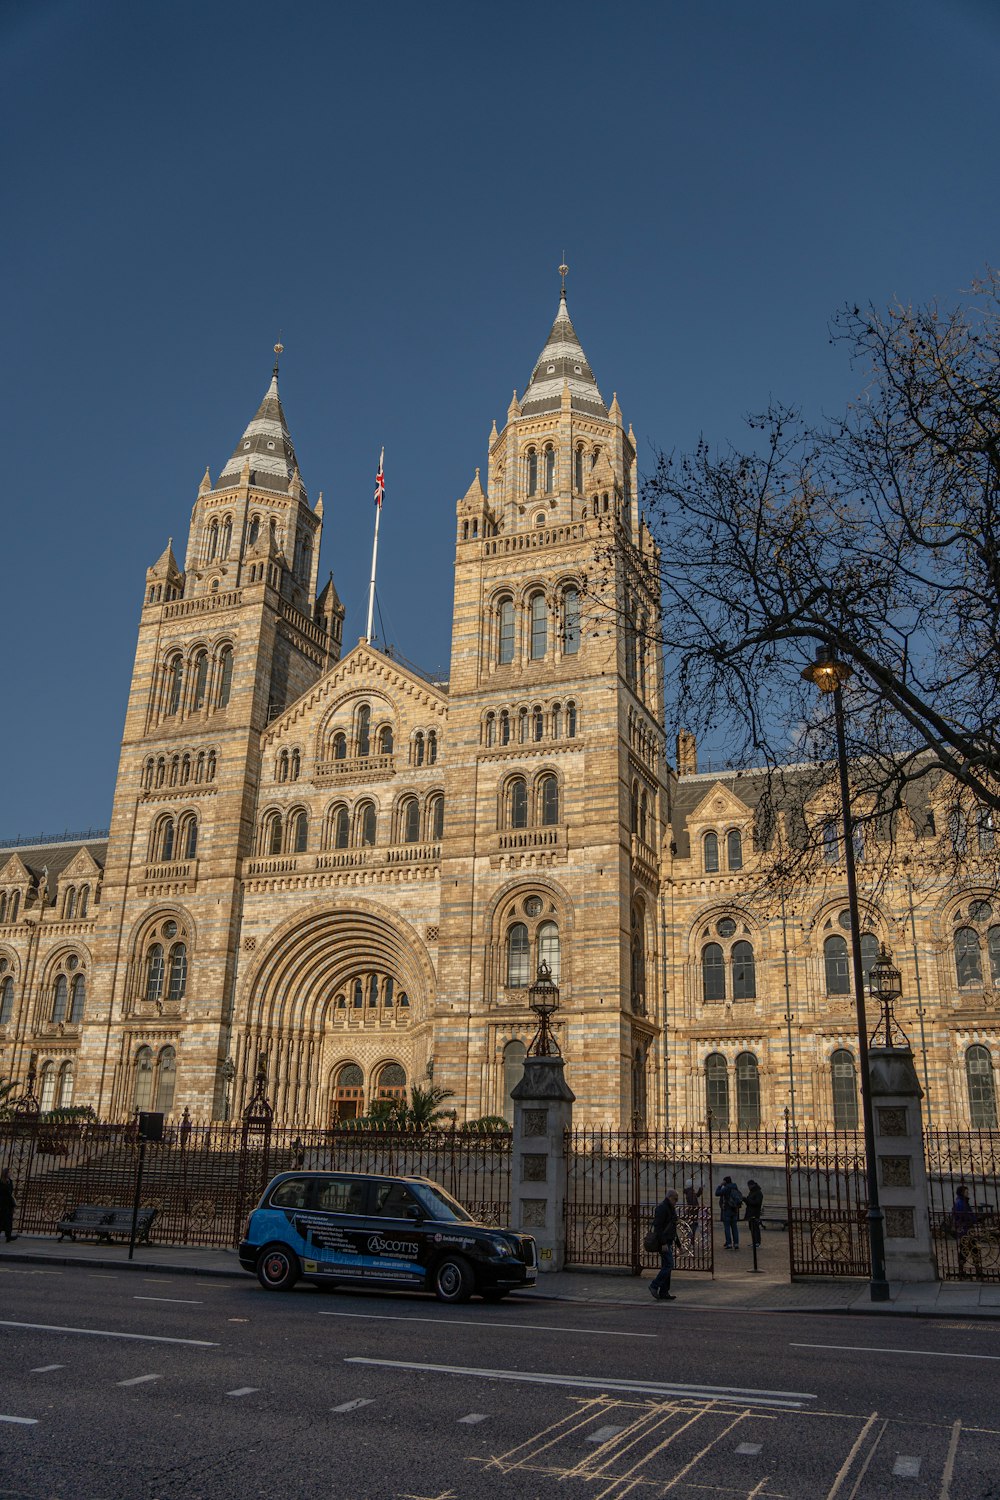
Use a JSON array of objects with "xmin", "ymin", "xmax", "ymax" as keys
[{"xmin": 239, "ymin": 1170, "xmax": 537, "ymax": 1303}]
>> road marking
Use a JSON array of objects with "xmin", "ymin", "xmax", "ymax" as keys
[
  {"xmin": 940, "ymin": 1420, "xmax": 961, "ymax": 1500},
  {"xmin": 586, "ymin": 1424, "xmax": 625, "ymax": 1443},
  {"xmin": 894, "ymin": 1456, "xmax": 922, "ymax": 1477},
  {"xmin": 736, "ymin": 1442, "xmax": 763, "ymax": 1455},
  {"xmin": 318, "ymin": 1310, "xmax": 655, "ymax": 1339},
  {"xmin": 134, "ymin": 1296, "xmax": 203, "ymax": 1305},
  {"xmin": 0, "ymin": 1415, "xmax": 38, "ymax": 1425},
  {"xmin": 117, "ymin": 1374, "xmax": 161, "ymax": 1387},
  {"xmin": 458, "ymin": 1413, "xmax": 489, "ymax": 1424},
  {"xmin": 0, "ymin": 1319, "xmax": 217, "ymax": 1347},
  {"xmin": 227, "ymin": 1387, "xmax": 259, "ymax": 1398},
  {"xmin": 332, "ymin": 1397, "xmax": 375, "ymax": 1412},
  {"xmin": 792, "ymin": 1342, "xmax": 1000, "ymax": 1362},
  {"xmin": 344, "ymin": 1358, "xmax": 817, "ymax": 1411},
  {"xmin": 30, "ymin": 1365, "xmax": 64, "ymax": 1373},
  {"xmin": 824, "ymin": 1412, "xmax": 880, "ymax": 1500},
  {"xmin": 141, "ymin": 1277, "xmax": 172, "ymax": 1283}
]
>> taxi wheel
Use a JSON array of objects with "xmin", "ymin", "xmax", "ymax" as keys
[
  {"xmin": 432, "ymin": 1254, "xmax": 473, "ymax": 1304},
  {"xmin": 256, "ymin": 1243, "xmax": 300, "ymax": 1291}
]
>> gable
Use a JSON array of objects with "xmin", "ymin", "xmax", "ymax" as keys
[
  {"xmin": 685, "ymin": 783, "xmax": 754, "ymax": 829},
  {"xmin": 0, "ymin": 854, "xmax": 31, "ymax": 885},
  {"xmin": 262, "ymin": 643, "xmax": 448, "ymax": 747}
]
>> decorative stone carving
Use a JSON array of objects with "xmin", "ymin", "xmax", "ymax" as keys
[
  {"xmin": 521, "ymin": 1197, "xmax": 546, "ymax": 1227},
  {"xmin": 884, "ymin": 1206, "xmax": 916, "ymax": 1239},
  {"xmin": 879, "ymin": 1154, "xmax": 912, "ymax": 1188},
  {"xmin": 876, "ymin": 1106, "xmax": 908, "ymax": 1136},
  {"xmin": 521, "ymin": 1152, "xmax": 547, "ymax": 1183},
  {"xmin": 523, "ymin": 1108, "xmax": 548, "ymax": 1138}
]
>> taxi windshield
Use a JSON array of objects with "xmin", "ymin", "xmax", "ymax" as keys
[{"xmin": 411, "ymin": 1182, "xmax": 475, "ymax": 1223}]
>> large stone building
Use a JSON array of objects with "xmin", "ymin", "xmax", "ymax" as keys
[{"xmin": 1, "ymin": 285, "xmax": 998, "ymax": 1131}]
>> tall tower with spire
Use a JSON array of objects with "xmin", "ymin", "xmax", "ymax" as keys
[
  {"xmin": 79, "ymin": 358, "xmax": 344, "ymax": 1114},
  {"xmin": 436, "ymin": 273, "xmax": 667, "ymax": 1125}
]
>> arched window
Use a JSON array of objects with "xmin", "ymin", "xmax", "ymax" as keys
[
  {"xmin": 333, "ymin": 1062, "xmax": 365, "ymax": 1120},
  {"xmin": 134, "ymin": 1046, "xmax": 154, "ymax": 1111},
  {"xmin": 574, "ymin": 446, "xmax": 584, "ymax": 493},
  {"xmin": 949, "ymin": 808, "xmax": 969, "ymax": 855},
  {"xmin": 378, "ymin": 725, "xmax": 394, "ymax": 755},
  {"xmin": 0, "ymin": 976, "xmax": 14, "ymax": 1024},
  {"xmin": 702, "ymin": 943, "xmax": 726, "ymax": 1002},
  {"xmin": 267, "ymin": 813, "xmax": 283, "ymax": 856},
  {"xmin": 989, "ymin": 926, "xmax": 1000, "ymax": 983},
  {"xmin": 955, "ymin": 927, "xmax": 983, "ymax": 988},
  {"xmin": 484, "ymin": 713, "xmax": 495, "ymax": 748},
  {"xmin": 543, "ymin": 445, "xmax": 555, "ymax": 494},
  {"xmin": 145, "ymin": 944, "xmax": 165, "ymax": 1003},
  {"xmin": 52, "ymin": 973, "xmax": 68, "ymax": 1023},
  {"xmin": 736, "ymin": 1052, "xmax": 760, "ymax": 1130},
  {"xmin": 156, "ymin": 1046, "xmax": 176, "ymax": 1113},
  {"xmin": 507, "ymin": 923, "xmax": 529, "ymax": 986},
  {"xmin": 429, "ymin": 794, "xmax": 444, "ymax": 841},
  {"xmin": 526, "ymin": 448, "xmax": 538, "ymax": 496},
  {"xmin": 182, "ymin": 815, "xmax": 198, "ymax": 861},
  {"xmin": 532, "ymin": 706, "xmax": 544, "ymax": 741},
  {"xmin": 563, "ymin": 587, "xmax": 580, "ymax": 655},
  {"xmin": 368, "ymin": 975, "xmax": 379, "ymax": 1008},
  {"xmin": 860, "ymin": 931, "xmax": 880, "ymax": 985},
  {"xmin": 8, "ymin": 892, "xmax": 18, "ymax": 923},
  {"xmin": 169, "ymin": 756, "xmax": 179, "ymax": 787},
  {"xmin": 966, "ymin": 1045, "xmax": 998, "ymax": 1127},
  {"xmin": 70, "ymin": 974, "xmax": 86, "ymax": 1022},
  {"xmin": 509, "ymin": 778, "xmax": 528, "ymax": 829},
  {"xmin": 292, "ymin": 810, "xmax": 308, "ymax": 853},
  {"xmin": 705, "ymin": 1053, "xmax": 729, "ymax": 1129},
  {"xmin": 977, "ymin": 807, "xmax": 996, "ymax": 853},
  {"xmin": 518, "ymin": 707, "xmax": 528, "ymax": 744},
  {"xmin": 529, "ymin": 593, "xmax": 547, "ymax": 660},
  {"xmin": 78, "ymin": 886, "xmax": 89, "ymax": 918},
  {"xmin": 158, "ymin": 817, "xmax": 174, "ymax": 863},
  {"xmin": 402, "ymin": 798, "xmax": 420, "ymax": 844},
  {"xmin": 704, "ymin": 832, "xmax": 719, "ymax": 873},
  {"xmin": 167, "ymin": 942, "xmax": 187, "ymax": 1001},
  {"xmin": 538, "ymin": 920, "xmax": 560, "ymax": 982},
  {"xmin": 631, "ymin": 904, "xmax": 646, "ymax": 1008},
  {"xmin": 732, "ymin": 940, "xmax": 756, "ymax": 999},
  {"xmin": 64, "ymin": 887, "xmax": 76, "ymax": 919},
  {"xmin": 356, "ymin": 704, "xmax": 371, "ymax": 757},
  {"xmin": 192, "ymin": 650, "xmax": 208, "ymax": 711},
  {"xmin": 498, "ymin": 598, "xmax": 515, "ymax": 665},
  {"xmin": 632, "ymin": 1046, "xmax": 648, "ymax": 1126},
  {"xmin": 831, "ymin": 1050, "xmax": 859, "ymax": 1129},
  {"xmin": 566, "ymin": 701, "xmax": 578, "ymax": 738},
  {"xmin": 727, "ymin": 830, "xmax": 743, "ymax": 871},
  {"xmin": 551, "ymin": 704, "xmax": 562, "ymax": 738},
  {"xmin": 358, "ymin": 802, "xmax": 377, "ymax": 846},
  {"xmin": 155, "ymin": 757, "xmax": 166, "ymax": 787},
  {"xmin": 0, "ymin": 894, "xmax": 6, "ymax": 923},
  {"xmin": 333, "ymin": 804, "xmax": 350, "ymax": 849},
  {"xmin": 39, "ymin": 1062, "xmax": 56, "ymax": 1112},
  {"xmin": 180, "ymin": 755, "xmax": 191, "ymax": 786},
  {"xmin": 277, "ymin": 750, "xmax": 289, "ymax": 782},
  {"xmin": 540, "ymin": 775, "xmax": 559, "ymax": 826},
  {"xmin": 428, "ymin": 730, "xmax": 437, "ymax": 765},
  {"xmin": 823, "ymin": 822, "xmax": 840, "ymax": 863},
  {"xmin": 503, "ymin": 1039, "xmax": 526, "ymax": 1123},
  {"xmin": 247, "ymin": 516, "xmax": 260, "ymax": 546},
  {"xmin": 413, "ymin": 732, "xmax": 425, "ymax": 767},
  {"xmin": 56, "ymin": 1060, "xmax": 74, "ymax": 1108},
  {"xmin": 207, "ymin": 751, "xmax": 216, "ymax": 781},
  {"xmin": 217, "ymin": 646, "xmax": 234, "ymax": 708},
  {"xmin": 207, "ymin": 520, "xmax": 219, "ymax": 561},
  {"xmin": 353, "ymin": 978, "xmax": 364, "ymax": 1008},
  {"xmin": 499, "ymin": 710, "xmax": 510, "ymax": 745},
  {"xmin": 166, "ymin": 655, "xmax": 183, "ymax": 715},
  {"xmin": 376, "ymin": 1062, "xmax": 407, "ymax": 1103},
  {"xmin": 290, "ymin": 749, "xmax": 300, "ymax": 780},
  {"xmin": 824, "ymin": 935, "xmax": 850, "ymax": 995},
  {"xmin": 221, "ymin": 516, "xmax": 232, "ymax": 556}
]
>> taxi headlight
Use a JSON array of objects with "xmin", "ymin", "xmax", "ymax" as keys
[{"xmin": 486, "ymin": 1235, "xmax": 515, "ymax": 1258}]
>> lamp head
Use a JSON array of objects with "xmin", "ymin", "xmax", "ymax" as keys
[{"xmin": 802, "ymin": 644, "xmax": 853, "ymax": 695}]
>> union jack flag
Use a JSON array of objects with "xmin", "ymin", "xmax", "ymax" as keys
[{"xmin": 374, "ymin": 450, "xmax": 385, "ymax": 509}]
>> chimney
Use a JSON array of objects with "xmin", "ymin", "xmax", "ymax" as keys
[{"xmin": 676, "ymin": 730, "xmax": 697, "ymax": 777}]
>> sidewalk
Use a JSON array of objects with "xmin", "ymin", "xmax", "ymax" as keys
[{"xmin": 3, "ymin": 1234, "xmax": 999, "ymax": 1319}]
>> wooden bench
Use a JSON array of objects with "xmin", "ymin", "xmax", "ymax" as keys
[{"xmin": 56, "ymin": 1205, "xmax": 157, "ymax": 1245}]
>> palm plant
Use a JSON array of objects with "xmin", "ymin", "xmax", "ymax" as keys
[{"xmin": 407, "ymin": 1083, "xmax": 456, "ymax": 1129}]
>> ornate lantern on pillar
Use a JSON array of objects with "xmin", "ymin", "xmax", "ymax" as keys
[{"xmin": 527, "ymin": 961, "xmax": 561, "ymax": 1057}]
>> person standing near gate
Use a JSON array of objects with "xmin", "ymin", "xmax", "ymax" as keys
[
  {"xmin": 745, "ymin": 1178, "xmax": 763, "ymax": 1250},
  {"xmin": 716, "ymin": 1175, "xmax": 743, "ymax": 1249},
  {"xmin": 0, "ymin": 1168, "xmax": 16, "ymax": 1243},
  {"xmin": 649, "ymin": 1189, "xmax": 680, "ymax": 1301}
]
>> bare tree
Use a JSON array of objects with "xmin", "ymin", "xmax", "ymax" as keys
[{"xmin": 633, "ymin": 271, "xmax": 1000, "ymax": 874}]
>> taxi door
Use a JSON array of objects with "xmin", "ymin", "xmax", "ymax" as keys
[
  {"xmin": 297, "ymin": 1175, "xmax": 371, "ymax": 1280},
  {"xmin": 362, "ymin": 1181, "xmax": 432, "ymax": 1287}
]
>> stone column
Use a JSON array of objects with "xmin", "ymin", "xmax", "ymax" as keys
[
  {"xmin": 510, "ymin": 1055, "xmax": 575, "ymax": 1273},
  {"xmin": 868, "ymin": 1045, "xmax": 937, "ymax": 1282}
]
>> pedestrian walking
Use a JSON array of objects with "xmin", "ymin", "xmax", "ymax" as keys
[
  {"xmin": 953, "ymin": 1181, "xmax": 982, "ymax": 1278},
  {"xmin": 715, "ymin": 1175, "xmax": 743, "ymax": 1249},
  {"xmin": 649, "ymin": 1189, "xmax": 680, "ymax": 1301},
  {"xmin": 0, "ymin": 1168, "xmax": 17, "ymax": 1243},
  {"xmin": 745, "ymin": 1178, "xmax": 763, "ymax": 1250}
]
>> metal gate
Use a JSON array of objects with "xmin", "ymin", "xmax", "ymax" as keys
[
  {"xmin": 925, "ymin": 1128, "xmax": 1000, "ymax": 1282},
  {"xmin": 564, "ymin": 1128, "xmax": 713, "ymax": 1275},
  {"xmin": 785, "ymin": 1125, "xmax": 870, "ymax": 1278}
]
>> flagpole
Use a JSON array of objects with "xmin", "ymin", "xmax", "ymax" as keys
[{"xmin": 365, "ymin": 447, "xmax": 384, "ymax": 644}]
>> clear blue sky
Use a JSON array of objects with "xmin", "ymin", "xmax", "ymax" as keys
[{"xmin": 3, "ymin": 0, "xmax": 999, "ymax": 837}]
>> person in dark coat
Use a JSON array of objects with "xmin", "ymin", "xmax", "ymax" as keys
[
  {"xmin": 745, "ymin": 1179, "xmax": 764, "ymax": 1249},
  {"xmin": 0, "ymin": 1168, "xmax": 16, "ymax": 1243},
  {"xmin": 649, "ymin": 1189, "xmax": 680, "ymax": 1301}
]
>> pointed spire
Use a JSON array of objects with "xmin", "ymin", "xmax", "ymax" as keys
[
  {"xmin": 507, "ymin": 389, "xmax": 521, "ymax": 421},
  {"xmin": 217, "ymin": 350, "xmax": 302, "ymax": 494},
  {"xmin": 609, "ymin": 392, "xmax": 622, "ymax": 425},
  {"xmin": 489, "ymin": 418, "xmax": 499, "ymax": 445},
  {"xmin": 520, "ymin": 271, "xmax": 606, "ymax": 418},
  {"xmin": 462, "ymin": 468, "xmax": 486, "ymax": 505},
  {"xmin": 314, "ymin": 490, "xmax": 324, "ymax": 517},
  {"xmin": 148, "ymin": 538, "xmax": 182, "ymax": 579},
  {"xmin": 199, "ymin": 465, "xmax": 212, "ymax": 495}
]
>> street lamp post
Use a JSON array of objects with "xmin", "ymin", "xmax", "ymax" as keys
[
  {"xmin": 802, "ymin": 644, "xmax": 890, "ymax": 1302},
  {"xmin": 527, "ymin": 962, "xmax": 561, "ymax": 1058}
]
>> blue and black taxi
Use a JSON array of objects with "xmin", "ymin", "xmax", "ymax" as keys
[{"xmin": 239, "ymin": 1171, "xmax": 537, "ymax": 1303}]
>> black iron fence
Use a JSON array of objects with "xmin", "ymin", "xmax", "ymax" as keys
[
  {"xmin": 564, "ymin": 1128, "xmax": 714, "ymax": 1275},
  {"xmin": 784, "ymin": 1125, "xmax": 871, "ymax": 1278},
  {"xmin": 925, "ymin": 1128, "xmax": 1000, "ymax": 1282}
]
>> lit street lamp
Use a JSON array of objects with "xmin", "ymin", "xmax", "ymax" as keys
[
  {"xmin": 527, "ymin": 961, "xmax": 561, "ymax": 1057},
  {"xmin": 802, "ymin": 643, "xmax": 890, "ymax": 1302}
]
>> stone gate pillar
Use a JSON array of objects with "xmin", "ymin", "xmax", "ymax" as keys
[
  {"xmin": 868, "ymin": 1045, "xmax": 937, "ymax": 1283},
  {"xmin": 510, "ymin": 1055, "xmax": 575, "ymax": 1273}
]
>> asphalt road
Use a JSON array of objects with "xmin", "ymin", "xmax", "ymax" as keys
[{"xmin": 1, "ymin": 1262, "xmax": 998, "ymax": 1500}]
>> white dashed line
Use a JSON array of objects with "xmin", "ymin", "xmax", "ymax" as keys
[
  {"xmin": 893, "ymin": 1455, "xmax": 922, "ymax": 1477},
  {"xmin": 117, "ymin": 1374, "xmax": 161, "ymax": 1387},
  {"xmin": 134, "ymin": 1296, "xmax": 203, "ymax": 1305},
  {"xmin": 458, "ymin": 1413, "xmax": 489, "ymax": 1425},
  {"xmin": 227, "ymin": 1387, "xmax": 259, "ymax": 1398},
  {"xmin": 332, "ymin": 1398, "xmax": 375, "ymax": 1412},
  {"xmin": 736, "ymin": 1442, "xmax": 763, "ymax": 1455},
  {"xmin": 30, "ymin": 1365, "xmax": 64, "ymax": 1373},
  {"xmin": 0, "ymin": 1415, "xmax": 38, "ymax": 1425},
  {"xmin": 0, "ymin": 1319, "xmax": 217, "ymax": 1347}
]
